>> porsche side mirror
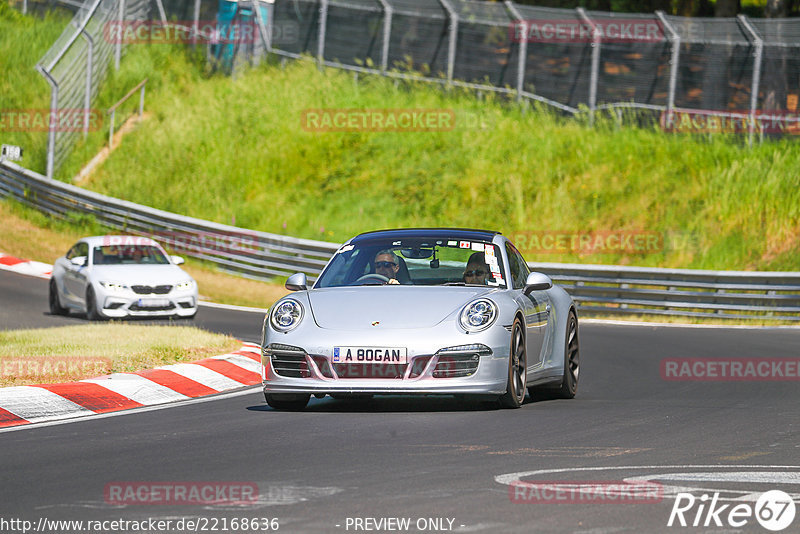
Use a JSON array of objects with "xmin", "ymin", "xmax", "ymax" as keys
[
  {"xmin": 524, "ymin": 271, "xmax": 552, "ymax": 294},
  {"xmin": 285, "ymin": 272, "xmax": 308, "ymax": 291},
  {"xmin": 70, "ymin": 256, "xmax": 87, "ymax": 267},
  {"xmin": 171, "ymin": 255, "xmax": 185, "ymax": 265}
]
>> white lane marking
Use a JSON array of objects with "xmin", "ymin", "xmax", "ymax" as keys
[
  {"xmin": 0, "ymin": 386, "xmax": 260, "ymax": 434},
  {"xmin": 0, "ymin": 386, "xmax": 93, "ymax": 422},
  {"xmin": 496, "ymin": 465, "xmax": 800, "ymax": 503},
  {"xmin": 160, "ymin": 363, "xmax": 245, "ymax": 390},
  {"xmin": 210, "ymin": 353, "xmax": 261, "ymax": 374},
  {"xmin": 81, "ymin": 373, "xmax": 188, "ymax": 405},
  {"xmin": 198, "ymin": 300, "xmax": 268, "ymax": 314}
]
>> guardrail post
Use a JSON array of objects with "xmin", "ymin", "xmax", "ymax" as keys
[
  {"xmin": 656, "ymin": 11, "xmax": 680, "ymax": 123},
  {"xmin": 576, "ymin": 8, "xmax": 600, "ymax": 126},
  {"xmin": 738, "ymin": 15, "xmax": 763, "ymax": 147},
  {"xmin": 505, "ymin": 1, "xmax": 527, "ymax": 102},
  {"xmin": 438, "ymin": 0, "xmax": 458, "ymax": 84},
  {"xmin": 377, "ymin": 0, "xmax": 392, "ymax": 73},
  {"xmin": 317, "ymin": 0, "xmax": 329, "ymax": 65},
  {"xmin": 115, "ymin": 0, "xmax": 125, "ymax": 70}
]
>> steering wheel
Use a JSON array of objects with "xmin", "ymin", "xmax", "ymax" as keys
[{"xmin": 354, "ymin": 273, "xmax": 390, "ymax": 285}]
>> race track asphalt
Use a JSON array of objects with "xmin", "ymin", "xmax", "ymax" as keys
[{"xmin": 2, "ymin": 269, "xmax": 799, "ymax": 533}]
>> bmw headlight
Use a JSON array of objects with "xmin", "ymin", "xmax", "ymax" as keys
[
  {"xmin": 270, "ymin": 299, "xmax": 304, "ymax": 332},
  {"xmin": 99, "ymin": 281, "xmax": 128, "ymax": 293},
  {"xmin": 175, "ymin": 280, "xmax": 194, "ymax": 291},
  {"xmin": 459, "ymin": 299, "xmax": 497, "ymax": 332}
]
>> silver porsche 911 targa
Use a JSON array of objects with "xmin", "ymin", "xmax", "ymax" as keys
[{"xmin": 261, "ymin": 228, "xmax": 579, "ymax": 410}]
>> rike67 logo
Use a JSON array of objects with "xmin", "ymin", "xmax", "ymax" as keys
[{"xmin": 668, "ymin": 490, "xmax": 796, "ymax": 531}]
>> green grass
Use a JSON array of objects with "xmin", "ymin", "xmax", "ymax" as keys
[
  {"xmin": 0, "ymin": 3, "xmax": 70, "ymax": 172},
  {"xmin": 0, "ymin": 324, "xmax": 241, "ymax": 387},
  {"xmin": 4, "ymin": 8, "xmax": 800, "ymax": 273},
  {"xmin": 79, "ymin": 55, "xmax": 800, "ymax": 272}
]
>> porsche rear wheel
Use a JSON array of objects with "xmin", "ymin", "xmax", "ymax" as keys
[
  {"xmin": 49, "ymin": 280, "xmax": 68, "ymax": 316},
  {"xmin": 555, "ymin": 310, "xmax": 580, "ymax": 399},
  {"xmin": 265, "ymin": 393, "xmax": 310, "ymax": 411},
  {"xmin": 499, "ymin": 317, "xmax": 526, "ymax": 409}
]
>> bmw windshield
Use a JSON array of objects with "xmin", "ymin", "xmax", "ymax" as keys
[{"xmin": 315, "ymin": 237, "xmax": 507, "ymax": 288}]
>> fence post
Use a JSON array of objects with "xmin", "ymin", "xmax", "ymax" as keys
[
  {"xmin": 22, "ymin": 0, "xmax": 27, "ymax": 15},
  {"xmin": 656, "ymin": 11, "xmax": 680, "ymax": 124},
  {"xmin": 79, "ymin": 29, "xmax": 93, "ymax": 140},
  {"xmin": 738, "ymin": 14, "xmax": 763, "ymax": 147},
  {"xmin": 115, "ymin": 0, "xmax": 125, "ymax": 70},
  {"xmin": 377, "ymin": 0, "xmax": 392, "ymax": 73},
  {"xmin": 38, "ymin": 70, "xmax": 59, "ymax": 180},
  {"xmin": 252, "ymin": 0, "xmax": 272, "ymax": 54},
  {"xmin": 155, "ymin": 0, "xmax": 167, "ymax": 24},
  {"xmin": 438, "ymin": 0, "xmax": 458, "ymax": 84},
  {"xmin": 139, "ymin": 81, "xmax": 145, "ymax": 117},
  {"xmin": 191, "ymin": 0, "xmax": 201, "ymax": 47},
  {"xmin": 505, "ymin": 1, "xmax": 527, "ymax": 102},
  {"xmin": 317, "ymin": 0, "xmax": 329, "ymax": 65},
  {"xmin": 576, "ymin": 8, "xmax": 600, "ymax": 125}
]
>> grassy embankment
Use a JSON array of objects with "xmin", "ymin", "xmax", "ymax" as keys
[
  {"xmin": 72, "ymin": 55, "xmax": 800, "ymax": 272},
  {"xmin": 0, "ymin": 324, "xmax": 241, "ymax": 387}
]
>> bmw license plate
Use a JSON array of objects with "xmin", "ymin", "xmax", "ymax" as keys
[
  {"xmin": 137, "ymin": 298, "xmax": 170, "ymax": 308},
  {"xmin": 332, "ymin": 346, "xmax": 407, "ymax": 364}
]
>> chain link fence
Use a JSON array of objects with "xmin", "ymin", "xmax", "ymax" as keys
[{"xmin": 267, "ymin": 0, "xmax": 800, "ymax": 138}]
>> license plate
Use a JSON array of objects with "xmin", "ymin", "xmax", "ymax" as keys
[
  {"xmin": 137, "ymin": 298, "xmax": 170, "ymax": 308},
  {"xmin": 333, "ymin": 346, "xmax": 407, "ymax": 364}
]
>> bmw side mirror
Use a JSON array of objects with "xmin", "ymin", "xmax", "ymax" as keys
[
  {"xmin": 285, "ymin": 272, "xmax": 308, "ymax": 291},
  {"xmin": 171, "ymin": 255, "xmax": 185, "ymax": 265},
  {"xmin": 524, "ymin": 271, "xmax": 552, "ymax": 294},
  {"xmin": 70, "ymin": 256, "xmax": 87, "ymax": 267}
]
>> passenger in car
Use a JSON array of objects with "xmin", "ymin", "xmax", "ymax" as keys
[{"xmin": 463, "ymin": 252, "xmax": 489, "ymax": 285}]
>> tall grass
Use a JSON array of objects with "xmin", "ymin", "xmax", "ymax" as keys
[
  {"xmin": 0, "ymin": 3, "xmax": 70, "ymax": 171},
  {"xmin": 4, "ymin": 5, "xmax": 798, "ymax": 272},
  {"xmin": 82, "ymin": 57, "xmax": 800, "ymax": 271}
]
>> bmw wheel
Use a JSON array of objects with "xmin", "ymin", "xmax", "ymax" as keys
[
  {"xmin": 49, "ymin": 279, "xmax": 68, "ymax": 316},
  {"xmin": 499, "ymin": 317, "xmax": 526, "ymax": 408},
  {"xmin": 85, "ymin": 287, "xmax": 103, "ymax": 321}
]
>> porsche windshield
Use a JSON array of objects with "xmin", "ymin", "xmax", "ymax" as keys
[{"xmin": 315, "ymin": 238, "xmax": 507, "ymax": 288}]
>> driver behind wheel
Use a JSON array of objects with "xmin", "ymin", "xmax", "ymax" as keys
[{"xmin": 374, "ymin": 250, "xmax": 401, "ymax": 284}]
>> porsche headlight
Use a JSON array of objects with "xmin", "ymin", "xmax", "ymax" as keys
[
  {"xmin": 270, "ymin": 299, "xmax": 304, "ymax": 332},
  {"xmin": 459, "ymin": 299, "xmax": 497, "ymax": 332},
  {"xmin": 99, "ymin": 281, "xmax": 128, "ymax": 293},
  {"xmin": 175, "ymin": 280, "xmax": 195, "ymax": 291}
]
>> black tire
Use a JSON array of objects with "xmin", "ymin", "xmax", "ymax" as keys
[
  {"xmin": 264, "ymin": 393, "xmax": 310, "ymax": 411},
  {"xmin": 555, "ymin": 310, "xmax": 580, "ymax": 399},
  {"xmin": 49, "ymin": 279, "xmax": 68, "ymax": 316},
  {"xmin": 85, "ymin": 286, "xmax": 103, "ymax": 321},
  {"xmin": 499, "ymin": 317, "xmax": 527, "ymax": 409}
]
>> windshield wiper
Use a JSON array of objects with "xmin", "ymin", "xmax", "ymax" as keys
[{"xmin": 441, "ymin": 282, "xmax": 466, "ymax": 286}]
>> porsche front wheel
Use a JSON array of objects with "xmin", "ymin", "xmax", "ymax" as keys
[{"xmin": 499, "ymin": 318, "xmax": 526, "ymax": 408}]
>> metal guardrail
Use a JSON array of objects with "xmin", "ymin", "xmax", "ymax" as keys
[
  {"xmin": 530, "ymin": 262, "xmax": 800, "ymax": 321},
  {"xmin": 1, "ymin": 160, "xmax": 799, "ymax": 321},
  {"xmin": 0, "ymin": 160, "xmax": 338, "ymax": 282}
]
